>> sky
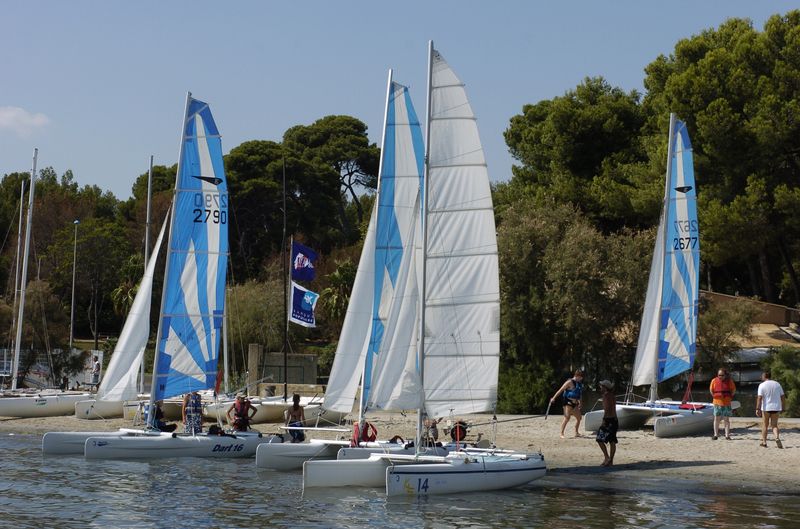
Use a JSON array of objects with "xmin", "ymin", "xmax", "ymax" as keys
[{"xmin": 2, "ymin": 1, "xmax": 798, "ymax": 200}]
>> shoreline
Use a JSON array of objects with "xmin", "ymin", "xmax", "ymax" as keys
[{"xmin": 2, "ymin": 412, "xmax": 797, "ymax": 494}]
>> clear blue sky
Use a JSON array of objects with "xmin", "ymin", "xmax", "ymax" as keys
[{"xmin": 2, "ymin": 1, "xmax": 797, "ymax": 200}]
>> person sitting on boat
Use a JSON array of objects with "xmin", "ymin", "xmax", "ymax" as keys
[
  {"xmin": 182, "ymin": 390, "xmax": 203, "ymax": 435},
  {"xmin": 285, "ymin": 393, "xmax": 305, "ymax": 443},
  {"xmin": 595, "ymin": 380, "xmax": 618, "ymax": 467},
  {"xmin": 422, "ymin": 415, "xmax": 442, "ymax": 446},
  {"xmin": 550, "ymin": 369, "xmax": 585, "ymax": 438},
  {"xmin": 709, "ymin": 368, "xmax": 736, "ymax": 441},
  {"xmin": 227, "ymin": 394, "xmax": 257, "ymax": 431},
  {"xmin": 153, "ymin": 401, "xmax": 177, "ymax": 433}
]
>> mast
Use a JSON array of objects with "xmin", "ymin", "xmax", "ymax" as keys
[
  {"xmin": 650, "ymin": 113, "xmax": 677, "ymax": 402},
  {"xmin": 282, "ymin": 159, "xmax": 288, "ymax": 402},
  {"xmin": 10, "ymin": 178, "xmax": 26, "ymax": 353},
  {"xmin": 223, "ymin": 293, "xmax": 230, "ymax": 395},
  {"xmin": 11, "ymin": 149, "xmax": 38, "ymax": 391},
  {"xmin": 416, "ymin": 40, "xmax": 434, "ymax": 446},
  {"xmin": 147, "ymin": 93, "xmax": 192, "ymax": 425},
  {"xmin": 140, "ymin": 155, "xmax": 154, "ymax": 394}
]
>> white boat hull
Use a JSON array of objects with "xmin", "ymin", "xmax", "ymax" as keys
[
  {"xmin": 385, "ymin": 452, "xmax": 547, "ymax": 496},
  {"xmin": 255, "ymin": 438, "xmax": 350, "ymax": 471},
  {"xmin": 42, "ymin": 428, "xmax": 168, "ymax": 455},
  {"xmin": 0, "ymin": 392, "xmax": 90, "ymax": 418},
  {"xmin": 84, "ymin": 431, "xmax": 277, "ymax": 459},
  {"xmin": 304, "ymin": 453, "xmax": 394, "ymax": 488},
  {"xmin": 584, "ymin": 400, "xmax": 741, "ymax": 436},
  {"xmin": 202, "ymin": 395, "xmax": 335, "ymax": 425}
]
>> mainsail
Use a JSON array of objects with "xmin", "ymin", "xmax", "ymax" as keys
[
  {"xmin": 631, "ymin": 115, "xmax": 699, "ymax": 389},
  {"xmin": 98, "ymin": 217, "xmax": 167, "ymax": 402},
  {"xmin": 151, "ymin": 94, "xmax": 229, "ymax": 403},
  {"xmin": 420, "ymin": 46, "xmax": 500, "ymax": 418}
]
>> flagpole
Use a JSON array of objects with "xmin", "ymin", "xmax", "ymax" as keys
[{"xmin": 283, "ymin": 158, "xmax": 289, "ymax": 403}]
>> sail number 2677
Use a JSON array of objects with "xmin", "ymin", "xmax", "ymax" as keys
[{"xmin": 192, "ymin": 192, "xmax": 227, "ymax": 224}]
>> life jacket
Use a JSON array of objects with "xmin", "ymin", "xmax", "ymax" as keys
[
  {"xmin": 351, "ymin": 421, "xmax": 378, "ymax": 446},
  {"xmin": 186, "ymin": 393, "xmax": 202, "ymax": 417},
  {"xmin": 564, "ymin": 379, "xmax": 583, "ymax": 400},
  {"xmin": 234, "ymin": 399, "xmax": 250, "ymax": 419},
  {"xmin": 710, "ymin": 377, "xmax": 734, "ymax": 404}
]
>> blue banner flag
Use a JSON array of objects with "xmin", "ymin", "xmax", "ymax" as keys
[
  {"xmin": 289, "ymin": 282, "xmax": 319, "ymax": 328},
  {"xmin": 291, "ymin": 241, "xmax": 318, "ymax": 282}
]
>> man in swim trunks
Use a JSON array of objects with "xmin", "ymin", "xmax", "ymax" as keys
[
  {"xmin": 709, "ymin": 367, "xmax": 736, "ymax": 440},
  {"xmin": 596, "ymin": 379, "xmax": 618, "ymax": 467},
  {"xmin": 756, "ymin": 371, "xmax": 785, "ymax": 448}
]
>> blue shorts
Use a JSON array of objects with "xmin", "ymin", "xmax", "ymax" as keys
[{"xmin": 713, "ymin": 405, "xmax": 732, "ymax": 417}]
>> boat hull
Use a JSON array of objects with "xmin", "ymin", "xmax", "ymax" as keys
[
  {"xmin": 584, "ymin": 400, "xmax": 741, "ymax": 436},
  {"xmin": 304, "ymin": 454, "xmax": 394, "ymax": 488},
  {"xmin": 255, "ymin": 439, "xmax": 350, "ymax": 471},
  {"xmin": 42, "ymin": 428, "xmax": 167, "ymax": 455},
  {"xmin": 385, "ymin": 453, "xmax": 546, "ymax": 496},
  {"xmin": 653, "ymin": 401, "xmax": 741, "ymax": 438},
  {"xmin": 202, "ymin": 395, "xmax": 336, "ymax": 425},
  {"xmin": 0, "ymin": 392, "xmax": 90, "ymax": 418},
  {"xmin": 84, "ymin": 431, "xmax": 277, "ymax": 459}
]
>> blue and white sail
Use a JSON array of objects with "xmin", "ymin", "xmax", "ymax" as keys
[
  {"xmin": 151, "ymin": 94, "xmax": 229, "ymax": 404},
  {"xmin": 324, "ymin": 73, "xmax": 424, "ymax": 415},
  {"xmin": 632, "ymin": 115, "xmax": 699, "ymax": 390}
]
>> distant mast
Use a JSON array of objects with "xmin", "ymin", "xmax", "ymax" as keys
[{"xmin": 11, "ymin": 149, "xmax": 38, "ymax": 391}]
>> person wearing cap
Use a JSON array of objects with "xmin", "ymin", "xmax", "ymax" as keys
[
  {"xmin": 550, "ymin": 369, "xmax": 585, "ymax": 438},
  {"xmin": 227, "ymin": 394, "xmax": 258, "ymax": 431},
  {"xmin": 595, "ymin": 379, "xmax": 618, "ymax": 467}
]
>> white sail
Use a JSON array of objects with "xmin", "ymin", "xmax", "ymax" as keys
[
  {"xmin": 322, "ymin": 200, "xmax": 376, "ymax": 413},
  {"xmin": 421, "ymin": 48, "xmax": 500, "ymax": 418},
  {"xmin": 97, "ymin": 217, "xmax": 167, "ymax": 402}
]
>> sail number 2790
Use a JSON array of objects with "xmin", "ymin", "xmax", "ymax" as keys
[{"xmin": 192, "ymin": 192, "xmax": 227, "ymax": 224}]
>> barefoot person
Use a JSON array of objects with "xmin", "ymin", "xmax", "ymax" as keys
[
  {"xmin": 756, "ymin": 371, "xmax": 785, "ymax": 448},
  {"xmin": 550, "ymin": 369, "xmax": 585, "ymax": 438},
  {"xmin": 285, "ymin": 394, "xmax": 306, "ymax": 443},
  {"xmin": 596, "ymin": 380, "xmax": 618, "ymax": 467},
  {"xmin": 710, "ymin": 367, "xmax": 736, "ymax": 440}
]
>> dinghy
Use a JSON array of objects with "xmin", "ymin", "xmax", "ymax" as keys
[{"xmin": 584, "ymin": 115, "xmax": 739, "ymax": 437}]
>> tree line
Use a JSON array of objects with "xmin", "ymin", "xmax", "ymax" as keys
[{"xmin": 3, "ymin": 12, "xmax": 799, "ymax": 411}]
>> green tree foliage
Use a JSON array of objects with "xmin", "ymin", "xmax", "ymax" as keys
[
  {"xmin": 283, "ymin": 115, "xmax": 380, "ymax": 242},
  {"xmin": 504, "ymin": 77, "xmax": 654, "ymax": 231},
  {"xmin": 643, "ymin": 12, "xmax": 800, "ymax": 304},
  {"xmin": 319, "ymin": 259, "xmax": 357, "ymax": 331},
  {"xmin": 695, "ymin": 296, "xmax": 758, "ymax": 370},
  {"xmin": 496, "ymin": 197, "xmax": 652, "ymax": 412},
  {"xmin": 761, "ymin": 345, "xmax": 800, "ymax": 416},
  {"xmin": 226, "ymin": 279, "xmax": 285, "ymax": 376}
]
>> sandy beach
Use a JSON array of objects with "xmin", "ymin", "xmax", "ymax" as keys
[{"xmin": 2, "ymin": 411, "xmax": 796, "ymax": 493}]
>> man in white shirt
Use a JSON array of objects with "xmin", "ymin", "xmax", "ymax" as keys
[{"xmin": 755, "ymin": 371, "xmax": 785, "ymax": 448}]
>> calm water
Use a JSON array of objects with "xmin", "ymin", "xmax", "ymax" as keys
[{"xmin": 1, "ymin": 434, "xmax": 797, "ymax": 529}]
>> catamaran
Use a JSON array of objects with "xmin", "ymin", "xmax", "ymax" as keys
[
  {"xmin": 255, "ymin": 71, "xmax": 429, "ymax": 471},
  {"xmin": 81, "ymin": 94, "xmax": 270, "ymax": 459},
  {"xmin": 584, "ymin": 115, "xmax": 739, "ymax": 438},
  {"xmin": 302, "ymin": 43, "xmax": 546, "ymax": 495}
]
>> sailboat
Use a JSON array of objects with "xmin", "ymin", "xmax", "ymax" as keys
[
  {"xmin": 583, "ymin": 114, "xmax": 739, "ymax": 438},
  {"xmin": 73, "ymin": 215, "xmax": 166, "ymax": 420},
  {"xmin": 0, "ymin": 148, "xmax": 90, "ymax": 418},
  {"xmin": 254, "ymin": 71, "xmax": 429, "ymax": 471},
  {"xmin": 303, "ymin": 42, "xmax": 546, "ymax": 495},
  {"xmin": 81, "ymin": 93, "xmax": 272, "ymax": 459}
]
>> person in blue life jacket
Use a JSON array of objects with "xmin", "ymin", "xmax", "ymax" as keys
[
  {"xmin": 182, "ymin": 390, "xmax": 203, "ymax": 435},
  {"xmin": 550, "ymin": 369, "xmax": 585, "ymax": 438}
]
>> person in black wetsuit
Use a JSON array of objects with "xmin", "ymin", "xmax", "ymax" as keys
[{"xmin": 550, "ymin": 369, "xmax": 585, "ymax": 438}]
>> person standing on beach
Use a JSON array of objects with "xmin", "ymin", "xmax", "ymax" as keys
[
  {"xmin": 756, "ymin": 371, "xmax": 785, "ymax": 448},
  {"xmin": 550, "ymin": 369, "xmax": 585, "ymax": 438},
  {"xmin": 90, "ymin": 356, "xmax": 101, "ymax": 388},
  {"xmin": 710, "ymin": 368, "xmax": 736, "ymax": 440},
  {"xmin": 182, "ymin": 390, "xmax": 203, "ymax": 435},
  {"xmin": 595, "ymin": 380, "xmax": 618, "ymax": 467},
  {"xmin": 227, "ymin": 394, "xmax": 257, "ymax": 432}
]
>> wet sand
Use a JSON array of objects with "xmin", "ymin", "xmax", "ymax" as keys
[{"xmin": 2, "ymin": 411, "xmax": 796, "ymax": 492}]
